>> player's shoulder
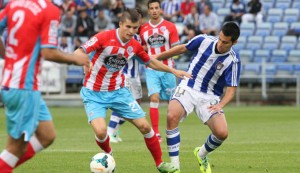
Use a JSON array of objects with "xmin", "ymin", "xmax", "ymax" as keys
[{"xmin": 228, "ymin": 49, "xmax": 240, "ymax": 63}]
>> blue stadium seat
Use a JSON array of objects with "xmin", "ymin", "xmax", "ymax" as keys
[
  {"xmin": 217, "ymin": 8, "xmax": 230, "ymax": 23},
  {"xmin": 283, "ymin": 8, "xmax": 300, "ymax": 24},
  {"xmin": 294, "ymin": 65, "xmax": 300, "ymax": 75},
  {"xmin": 238, "ymin": 49, "xmax": 253, "ymax": 62},
  {"xmin": 270, "ymin": 49, "xmax": 288, "ymax": 62},
  {"xmin": 292, "ymin": 1, "xmax": 300, "ymax": 9},
  {"xmin": 262, "ymin": 0, "xmax": 274, "ymax": 12},
  {"xmin": 245, "ymin": 36, "xmax": 263, "ymax": 51},
  {"xmin": 263, "ymin": 36, "xmax": 280, "ymax": 50},
  {"xmin": 233, "ymin": 36, "xmax": 247, "ymax": 52},
  {"xmin": 210, "ymin": 0, "xmax": 224, "ymax": 12},
  {"xmin": 265, "ymin": 64, "xmax": 277, "ymax": 83},
  {"xmin": 276, "ymin": 64, "xmax": 294, "ymax": 75},
  {"xmin": 255, "ymin": 22, "xmax": 272, "ymax": 37},
  {"xmin": 280, "ymin": 36, "xmax": 297, "ymax": 52},
  {"xmin": 272, "ymin": 22, "xmax": 289, "ymax": 37},
  {"xmin": 66, "ymin": 65, "xmax": 84, "ymax": 84},
  {"xmin": 287, "ymin": 50, "xmax": 300, "ymax": 62},
  {"xmin": 253, "ymin": 49, "xmax": 270, "ymax": 62},
  {"xmin": 243, "ymin": 63, "xmax": 261, "ymax": 76},
  {"xmin": 240, "ymin": 23, "xmax": 255, "ymax": 37},
  {"xmin": 266, "ymin": 8, "xmax": 283, "ymax": 23},
  {"xmin": 274, "ymin": 0, "xmax": 291, "ymax": 10}
]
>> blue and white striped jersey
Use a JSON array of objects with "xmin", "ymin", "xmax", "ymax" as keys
[
  {"xmin": 179, "ymin": 34, "xmax": 241, "ymax": 96},
  {"xmin": 123, "ymin": 34, "xmax": 141, "ymax": 78}
]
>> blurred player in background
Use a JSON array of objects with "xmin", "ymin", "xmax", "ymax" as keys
[
  {"xmin": 0, "ymin": 0, "xmax": 90, "ymax": 172},
  {"xmin": 140, "ymin": 0, "xmax": 180, "ymax": 142},
  {"xmin": 152, "ymin": 22, "xmax": 241, "ymax": 173},
  {"xmin": 107, "ymin": 8, "xmax": 144, "ymax": 143},
  {"xmin": 75, "ymin": 8, "xmax": 190, "ymax": 173}
]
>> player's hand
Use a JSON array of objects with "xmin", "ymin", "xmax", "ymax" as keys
[
  {"xmin": 173, "ymin": 69, "xmax": 192, "ymax": 79},
  {"xmin": 208, "ymin": 102, "xmax": 224, "ymax": 115},
  {"xmin": 83, "ymin": 61, "xmax": 93, "ymax": 74},
  {"xmin": 150, "ymin": 55, "xmax": 158, "ymax": 59}
]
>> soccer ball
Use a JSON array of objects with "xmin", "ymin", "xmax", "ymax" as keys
[{"xmin": 90, "ymin": 153, "xmax": 116, "ymax": 173}]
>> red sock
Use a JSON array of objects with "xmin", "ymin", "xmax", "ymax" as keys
[
  {"xmin": 144, "ymin": 135, "xmax": 163, "ymax": 167},
  {"xmin": 95, "ymin": 135, "xmax": 112, "ymax": 154},
  {"xmin": 15, "ymin": 143, "xmax": 35, "ymax": 167},
  {"xmin": 0, "ymin": 158, "xmax": 13, "ymax": 173},
  {"xmin": 150, "ymin": 107, "xmax": 160, "ymax": 135}
]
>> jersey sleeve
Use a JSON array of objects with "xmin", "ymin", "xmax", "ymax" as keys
[
  {"xmin": 81, "ymin": 32, "xmax": 106, "ymax": 54},
  {"xmin": 40, "ymin": 5, "xmax": 60, "ymax": 48},
  {"xmin": 135, "ymin": 42, "xmax": 150, "ymax": 65},
  {"xmin": 225, "ymin": 60, "xmax": 241, "ymax": 87},
  {"xmin": 185, "ymin": 35, "xmax": 205, "ymax": 52},
  {"xmin": 169, "ymin": 23, "xmax": 180, "ymax": 47}
]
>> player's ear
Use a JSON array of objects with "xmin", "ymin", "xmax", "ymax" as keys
[{"xmin": 119, "ymin": 21, "xmax": 122, "ymax": 28}]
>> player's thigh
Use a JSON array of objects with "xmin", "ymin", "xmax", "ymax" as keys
[
  {"xmin": 160, "ymin": 72, "xmax": 176, "ymax": 100},
  {"xmin": 111, "ymin": 88, "xmax": 145, "ymax": 119},
  {"xmin": 1, "ymin": 89, "xmax": 40, "ymax": 142},
  {"xmin": 171, "ymin": 86, "xmax": 195, "ymax": 122},
  {"xmin": 80, "ymin": 87, "xmax": 109, "ymax": 123},
  {"xmin": 145, "ymin": 69, "xmax": 162, "ymax": 96},
  {"xmin": 195, "ymin": 94, "xmax": 222, "ymax": 124}
]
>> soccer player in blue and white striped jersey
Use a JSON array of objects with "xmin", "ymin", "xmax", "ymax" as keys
[{"xmin": 153, "ymin": 22, "xmax": 241, "ymax": 173}]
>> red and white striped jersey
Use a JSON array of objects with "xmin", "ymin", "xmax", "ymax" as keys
[
  {"xmin": 140, "ymin": 19, "xmax": 180, "ymax": 68},
  {"xmin": 0, "ymin": 0, "xmax": 60, "ymax": 90},
  {"xmin": 81, "ymin": 29, "xmax": 150, "ymax": 92}
]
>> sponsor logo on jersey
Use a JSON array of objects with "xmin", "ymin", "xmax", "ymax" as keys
[
  {"xmin": 147, "ymin": 33, "xmax": 166, "ymax": 48},
  {"xmin": 104, "ymin": 54, "xmax": 127, "ymax": 72}
]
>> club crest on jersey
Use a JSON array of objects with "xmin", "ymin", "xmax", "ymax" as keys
[
  {"xmin": 216, "ymin": 61, "xmax": 224, "ymax": 70},
  {"xmin": 147, "ymin": 33, "xmax": 166, "ymax": 48},
  {"xmin": 104, "ymin": 54, "xmax": 127, "ymax": 72},
  {"xmin": 160, "ymin": 26, "xmax": 166, "ymax": 32},
  {"xmin": 127, "ymin": 46, "xmax": 133, "ymax": 55}
]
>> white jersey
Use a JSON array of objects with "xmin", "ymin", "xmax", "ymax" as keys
[
  {"xmin": 180, "ymin": 34, "xmax": 241, "ymax": 96},
  {"xmin": 123, "ymin": 34, "xmax": 141, "ymax": 78}
]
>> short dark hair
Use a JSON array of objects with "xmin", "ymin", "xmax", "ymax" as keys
[
  {"xmin": 148, "ymin": 0, "xmax": 161, "ymax": 9},
  {"xmin": 120, "ymin": 8, "xmax": 140, "ymax": 23},
  {"xmin": 136, "ymin": 8, "xmax": 143, "ymax": 18},
  {"xmin": 221, "ymin": 22, "xmax": 240, "ymax": 42}
]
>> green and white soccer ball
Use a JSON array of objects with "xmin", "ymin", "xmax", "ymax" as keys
[{"xmin": 90, "ymin": 153, "xmax": 116, "ymax": 173}]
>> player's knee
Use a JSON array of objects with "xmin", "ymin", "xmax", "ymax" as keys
[
  {"xmin": 38, "ymin": 132, "xmax": 56, "ymax": 148},
  {"xmin": 167, "ymin": 112, "xmax": 180, "ymax": 124},
  {"xmin": 138, "ymin": 123, "xmax": 151, "ymax": 134},
  {"xmin": 214, "ymin": 130, "xmax": 228, "ymax": 141}
]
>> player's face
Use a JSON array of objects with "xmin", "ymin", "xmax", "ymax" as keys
[
  {"xmin": 216, "ymin": 31, "xmax": 237, "ymax": 54},
  {"xmin": 148, "ymin": 2, "xmax": 161, "ymax": 20},
  {"xmin": 119, "ymin": 18, "xmax": 140, "ymax": 42}
]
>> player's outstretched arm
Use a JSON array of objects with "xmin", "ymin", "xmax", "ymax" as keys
[
  {"xmin": 41, "ymin": 48, "xmax": 90, "ymax": 68},
  {"xmin": 0, "ymin": 39, "xmax": 5, "ymax": 58},
  {"xmin": 153, "ymin": 44, "xmax": 188, "ymax": 60},
  {"xmin": 148, "ymin": 58, "xmax": 192, "ymax": 79}
]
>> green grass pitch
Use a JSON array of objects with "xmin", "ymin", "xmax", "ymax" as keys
[{"xmin": 0, "ymin": 106, "xmax": 300, "ymax": 173}]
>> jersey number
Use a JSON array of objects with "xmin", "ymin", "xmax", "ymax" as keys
[
  {"xmin": 9, "ymin": 10, "xmax": 25, "ymax": 46},
  {"xmin": 129, "ymin": 101, "xmax": 139, "ymax": 112}
]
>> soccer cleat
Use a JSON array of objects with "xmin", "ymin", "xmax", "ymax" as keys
[
  {"xmin": 109, "ymin": 134, "xmax": 119, "ymax": 143},
  {"xmin": 193, "ymin": 147, "xmax": 211, "ymax": 173},
  {"xmin": 157, "ymin": 162, "xmax": 179, "ymax": 173}
]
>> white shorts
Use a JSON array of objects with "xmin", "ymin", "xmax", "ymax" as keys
[
  {"xmin": 172, "ymin": 86, "xmax": 223, "ymax": 123},
  {"xmin": 125, "ymin": 75, "xmax": 142, "ymax": 100}
]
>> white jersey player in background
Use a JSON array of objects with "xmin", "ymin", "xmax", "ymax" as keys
[{"xmin": 152, "ymin": 22, "xmax": 241, "ymax": 173}]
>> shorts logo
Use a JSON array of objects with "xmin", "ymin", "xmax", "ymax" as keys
[{"xmin": 216, "ymin": 61, "xmax": 224, "ymax": 70}]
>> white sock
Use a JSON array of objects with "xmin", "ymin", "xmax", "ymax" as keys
[
  {"xmin": 0, "ymin": 150, "xmax": 19, "ymax": 168},
  {"xmin": 30, "ymin": 135, "xmax": 44, "ymax": 152},
  {"xmin": 170, "ymin": 156, "xmax": 180, "ymax": 169},
  {"xmin": 198, "ymin": 145, "xmax": 209, "ymax": 159}
]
